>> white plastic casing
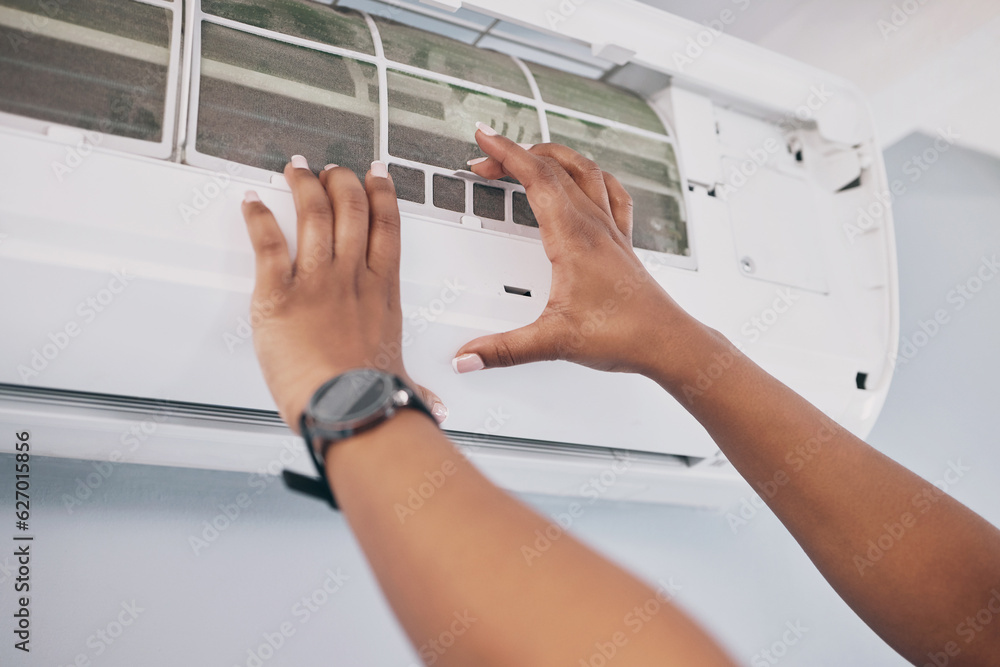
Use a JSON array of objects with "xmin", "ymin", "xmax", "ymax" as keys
[{"xmin": 0, "ymin": 0, "xmax": 897, "ymax": 507}]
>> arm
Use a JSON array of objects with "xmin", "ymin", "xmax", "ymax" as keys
[
  {"xmin": 240, "ymin": 155, "xmax": 734, "ymax": 667},
  {"xmin": 647, "ymin": 326, "xmax": 1000, "ymax": 666},
  {"xmin": 456, "ymin": 134, "xmax": 1000, "ymax": 665}
]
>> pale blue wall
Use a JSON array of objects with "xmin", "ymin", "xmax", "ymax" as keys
[{"xmin": 2, "ymin": 132, "xmax": 999, "ymax": 667}]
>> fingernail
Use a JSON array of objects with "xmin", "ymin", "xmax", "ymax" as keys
[
  {"xmin": 518, "ymin": 143, "xmax": 534, "ymax": 150},
  {"xmin": 476, "ymin": 122, "xmax": 498, "ymax": 137},
  {"xmin": 431, "ymin": 401, "xmax": 449, "ymax": 424},
  {"xmin": 323, "ymin": 163, "xmax": 338, "ymax": 171},
  {"xmin": 371, "ymin": 160, "xmax": 388, "ymax": 178},
  {"xmin": 452, "ymin": 353, "xmax": 485, "ymax": 374},
  {"xmin": 291, "ymin": 154, "xmax": 309, "ymax": 170},
  {"xmin": 467, "ymin": 156, "xmax": 488, "ymax": 166},
  {"xmin": 243, "ymin": 190, "xmax": 260, "ymax": 203}
]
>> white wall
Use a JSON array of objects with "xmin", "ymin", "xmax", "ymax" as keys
[{"xmin": 2, "ymin": 132, "xmax": 999, "ymax": 666}]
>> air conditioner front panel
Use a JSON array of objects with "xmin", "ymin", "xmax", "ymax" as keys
[{"xmin": 0, "ymin": 0, "xmax": 899, "ymax": 502}]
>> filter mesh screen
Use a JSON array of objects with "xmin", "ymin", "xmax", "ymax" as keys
[
  {"xmin": 376, "ymin": 16, "xmax": 532, "ymax": 97},
  {"xmin": 202, "ymin": 0, "xmax": 375, "ymax": 54},
  {"xmin": 387, "ymin": 70, "xmax": 542, "ymax": 170},
  {"xmin": 432, "ymin": 174, "xmax": 465, "ymax": 212},
  {"xmin": 528, "ymin": 60, "xmax": 666, "ymax": 135},
  {"xmin": 196, "ymin": 22, "xmax": 379, "ymax": 178},
  {"xmin": 0, "ymin": 0, "xmax": 171, "ymax": 142},
  {"xmin": 549, "ymin": 113, "xmax": 688, "ymax": 255}
]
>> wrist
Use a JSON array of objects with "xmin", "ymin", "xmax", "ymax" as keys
[
  {"xmin": 637, "ymin": 315, "xmax": 740, "ymax": 394},
  {"xmin": 280, "ymin": 364, "xmax": 342, "ymax": 436},
  {"xmin": 294, "ymin": 370, "xmax": 440, "ymax": 508},
  {"xmin": 323, "ymin": 406, "xmax": 442, "ymax": 486}
]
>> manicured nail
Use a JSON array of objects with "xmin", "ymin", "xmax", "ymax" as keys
[
  {"xmin": 323, "ymin": 163, "xmax": 338, "ymax": 171},
  {"xmin": 371, "ymin": 160, "xmax": 388, "ymax": 178},
  {"xmin": 291, "ymin": 154, "xmax": 309, "ymax": 170},
  {"xmin": 243, "ymin": 190, "xmax": 260, "ymax": 203},
  {"xmin": 475, "ymin": 122, "xmax": 498, "ymax": 137},
  {"xmin": 431, "ymin": 401, "xmax": 449, "ymax": 424},
  {"xmin": 467, "ymin": 156, "xmax": 488, "ymax": 166},
  {"xmin": 518, "ymin": 143, "xmax": 534, "ymax": 150},
  {"xmin": 452, "ymin": 353, "xmax": 485, "ymax": 374}
]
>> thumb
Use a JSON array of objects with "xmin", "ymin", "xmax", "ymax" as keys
[{"xmin": 452, "ymin": 322, "xmax": 556, "ymax": 373}]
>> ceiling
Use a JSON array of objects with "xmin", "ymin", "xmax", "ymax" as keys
[{"xmin": 638, "ymin": 0, "xmax": 1000, "ymax": 158}]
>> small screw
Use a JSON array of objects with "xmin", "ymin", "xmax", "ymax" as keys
[{"xmin": 740, "ymin": 257, "xmax": 756, "ymax": 274}]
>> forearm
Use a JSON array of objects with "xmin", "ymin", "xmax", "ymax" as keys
[
  {"xmin": 325, "ymin": 410, "xmax": 734, "ymax": 667},
  {"xmin": 648, "ymin": 319, "xmax": 1000, "ymax": 664}
]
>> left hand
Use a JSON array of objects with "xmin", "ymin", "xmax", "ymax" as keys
[{"xmin": 240, "ymin": 157, "xmax": 446, "ymax": 433}]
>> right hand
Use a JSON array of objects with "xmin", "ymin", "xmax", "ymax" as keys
[{"xmin": 452, "ymin": 127, "xmax": 701, "ymax": 376}]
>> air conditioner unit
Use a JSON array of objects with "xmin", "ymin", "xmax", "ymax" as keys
[{"xmin": 0, "ymin": 0, "xmax": 898, "ymax": 507}]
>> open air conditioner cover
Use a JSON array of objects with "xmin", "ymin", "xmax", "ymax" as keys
[{"xmin": 0, "ymin": 0, "xmax": 898, "ymax": 505}]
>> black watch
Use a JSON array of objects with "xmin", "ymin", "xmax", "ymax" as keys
[{"xmin": 281, "ymin": 368, "xmax": 437, "ymax": 509}]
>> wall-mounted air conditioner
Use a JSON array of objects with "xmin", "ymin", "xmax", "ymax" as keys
[{"xmin": 0, "ymin": 0, "xmax": 897, "ymax": 507}]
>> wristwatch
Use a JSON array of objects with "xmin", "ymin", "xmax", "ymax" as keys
[{"xmin": 281, "ymin": 368, "xmax": 438, "ymax": 509}]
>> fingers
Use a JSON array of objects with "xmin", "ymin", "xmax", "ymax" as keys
[
  {"xmin": 452, "ymin": 321, "xmax": 557, "ymax": 372},
  {"xmin": 413, "ymin": 383, "xmax": 448, "ymax": 424},
  {"xmin": 241, "ymin": 191, "xmax": 292, "ymax": 295},
  {"xmin": 468, "ymin": 125, "xmax": 559, "ymax": 192},
  {"xmin": 363, "ymin": 161, "xmax": 402, "ymax": 282},
  {"xmin": 602, "ymin": 171, "xmax": 634, "ymax": 243},
  {"xmin": 284, "ymin": 155, "xmax": 333, "ymax": 267},
  {"xmin": 464, "ymin": 141, "xmax": 536, "ymax": 181},
  {"xmin": 468, "ymin": 134, "xmax": 622, "ymax": 237},
  {"xmin": 467, "ymin": 128, "xmax": 608, "ymax": 239},
  {"xmin": 520, "ymin": 144, "xmax": 612, "ymax": 218},
  {"xmin": 320, "ymin": 164, "xmax": 370, "ymax": 274}
]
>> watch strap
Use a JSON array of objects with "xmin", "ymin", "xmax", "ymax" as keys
[{"xmin": 282, "ymin": 373, "xmax": 437, "ymax": 510}]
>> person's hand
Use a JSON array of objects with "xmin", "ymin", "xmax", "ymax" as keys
[
  {"xmin": 453, "ymin": 126, "xmax": 702, "ymax": 376},
  {"xmin": 241, "ymin": 157, "xmax": 446, "ymax": 433}
]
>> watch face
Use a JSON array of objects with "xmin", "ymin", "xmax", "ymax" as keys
[{"xmin": 312, "ymin": 369, "xmax": 394, "ymax": 425}]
